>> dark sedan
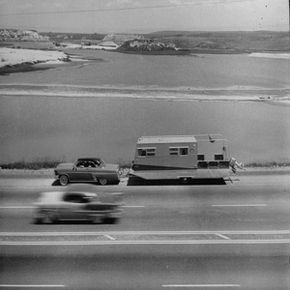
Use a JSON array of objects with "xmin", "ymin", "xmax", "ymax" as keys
[{"xmin": 54, "ymin": 157, "xmax": 120, "ymax": 186}]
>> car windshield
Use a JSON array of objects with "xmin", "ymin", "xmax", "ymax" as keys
[
  {"xmin": 76, "ymin": 159, "xmax": 104, "ymax": 168},
  {"xmin": 63, "ymin": 193, "xmax": 94, "ymax": 203}
]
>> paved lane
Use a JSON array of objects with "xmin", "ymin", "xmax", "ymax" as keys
[
  {"xmin": 1, "ymin": 173, "xmax": 290, "ymax": 231},
  {"xmin": 1, "ymin": 172, "xmax": 290, "ymax": 289},
  {"xmin": 1, "ymin": 244, "xmax": 290, "ymax": 290}
]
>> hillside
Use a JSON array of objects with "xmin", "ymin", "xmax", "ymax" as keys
[
  {"xmin": 146, "ymin": 31, "xmax": 290, "ymax": 53},
  {"xmin": 0, "ymin": 29, "xmax": 55, "ymax": 49}
]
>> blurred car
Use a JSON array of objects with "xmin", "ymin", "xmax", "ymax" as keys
[
  {"xmin": 33, "ymin": 184, "xmax": 123, "ymax": 224},
  {"xmin": 54, "ymin": 157, "xmax": 120, "ymax": 186}
]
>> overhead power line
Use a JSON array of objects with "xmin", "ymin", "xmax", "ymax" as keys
[{"xmin": 0, "ymin": 0, "xmax": 254, "ymax": 17}]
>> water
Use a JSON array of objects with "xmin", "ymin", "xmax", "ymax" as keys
[
  {"xmin": 0, "ymin": 51, "xmax": 289, "ymax": 164},
  {"xmin": 1, "ymin": 50, "xmax": 290, "ymax": 89}
]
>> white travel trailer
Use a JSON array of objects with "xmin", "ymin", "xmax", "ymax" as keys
[{"xmin": 128, "ymin": 134, "xmax": 233, "ymax": 185}]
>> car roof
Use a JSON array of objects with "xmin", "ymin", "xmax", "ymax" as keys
[{"xmin": 77, "ymin": 158, "xmax": 102, "ymax": 161}]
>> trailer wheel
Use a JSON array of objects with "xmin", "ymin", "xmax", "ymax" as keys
[{"xmin": 180, "ymin": 177, "xmax": 190, "ymax": 184}]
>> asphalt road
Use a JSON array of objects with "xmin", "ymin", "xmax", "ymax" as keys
[{"xmin": 1, "ymin": 172, "xmax": 290, "ymax": 289}]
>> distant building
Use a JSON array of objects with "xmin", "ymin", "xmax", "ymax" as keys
[
  {"xmin": 0, "ymin": 29, "xmax": 50, "ymax": 42},
  {"xmin": 96, "ymin": 41, "xmax": 119, "ymax": 50},
  {"xmin": 81, "ymin": 38, "xmax": 101, "ymax": 46},
  {"xmin": 81, "ymin": 40, "xmax": 119, "ymax": 51}
]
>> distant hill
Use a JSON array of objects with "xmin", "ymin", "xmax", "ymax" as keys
[
  {"xmin": 0, "ymin": 29, "xmax": 56, "ymax": 49},
  {"xmin": 44, "ymin": 32, "xmax": 106, "ymax": 43},
  {"xmin": 145, "ymin": 31, "xmax": 290, "ymax": 53},
  {"xmin": 0, "ymin": 29, "xmax": 50, "ymax": 41}
]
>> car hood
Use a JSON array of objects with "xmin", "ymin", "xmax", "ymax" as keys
[{"xmin": 55, "ymin": 163, "xmax": 75, "ymax": 170}]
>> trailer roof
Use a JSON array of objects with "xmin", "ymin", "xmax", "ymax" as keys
[{"xmin": 137, "ymin": 135, "xmax": 197, "ymax": 144}]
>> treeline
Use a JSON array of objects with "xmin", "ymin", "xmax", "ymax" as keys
[
  {"xmin": 1, "ymin": 160, "xmax": 289, "ymax": 170},
  {"xmin": 245, "ymin": 161, "xmax": 290, "ymax": 168},
  {"xmin": 0, "ymin": 160, "xmax": 61, "ymax": 170}
]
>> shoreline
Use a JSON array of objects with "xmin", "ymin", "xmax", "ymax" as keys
[
  {"xmin": 0, "ymin": 47, "xmax": 70, "ymax": 75},
  {"xmin": 0, "ymin": 61, "xmax": 53, "ymax": 75},
  {"xmin": 1, "ymin": 83, "xmax": 289, "ymax": 105}
]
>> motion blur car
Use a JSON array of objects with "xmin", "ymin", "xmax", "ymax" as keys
[
  {"xmin": 33, "ymin": 184, "xmax": 123, "ymax": 224},
  {"xmin": 54, "ymin": 157, "xmax": 120, "ymax": 186}
]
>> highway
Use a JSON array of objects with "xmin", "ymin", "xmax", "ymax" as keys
[{"xmin": 1, "ymin": 171, "xmax": 290, "ymax": 289}]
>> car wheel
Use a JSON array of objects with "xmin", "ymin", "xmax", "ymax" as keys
[
  {"xmin": 104, "ymin": 217, "xmax": 119, "ymax": 224},
  {"xmin": 33, "ymin": 217, "xmax": 43, "ymax": 224},
  {"xmin": 42, "ymin": 211, "xmax": 58, "ymax": 224},
  {"xmin": 91, "ymin": 215, "xmax": 101, "ymax": 224},
  {"xmin": 59, "ymin": 175, "xmax": 69, "ymax": 186},
  {"xmin": 99, "ymin": 178, "xmax": 107, "ymax": 185}
]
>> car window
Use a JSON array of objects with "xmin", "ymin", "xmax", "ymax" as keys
[
  {"xmin": 63, "ymin": 193, "xmax": 90, "ymax": 203},
  {"xmin": 76, "ymin": 161, "xmax": 86, "ymax": 168},
  {"xmin": 87, "ymin": 161, "xmax": 96, "ymax": 168},
  {"xmin": 76, "ymin": 160, "xmax": 98, "ymax": 168}
]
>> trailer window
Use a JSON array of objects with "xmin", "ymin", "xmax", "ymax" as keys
[
  {"xmin": 214, "ymin": 154, "xmax": 224, "ymax": 161},
  {"xmin": 198, "ymin": 161, "xmax": 208, "ymax": 168},
  {"xmin": 169, "ymin": 148, "xmax": 179, "ymax": 155},
  {"xmin": 179, "ymin": 148, "xmax": 188, "ymax": 155},
  {"xmin": 209, "ymin": 161, "xmax": 219, "ymax": 168},
  {"xmin": 198, "ymin": 154, "xmax": 205, "ymax": 161},
  {"xmin": 137, "ymin": 148, "xmax": 156, "ymax": 157},
  {"xmin": 137, "ymin": 149, "xmax": 146, "ymax": 156},
  {"xmin": 146, "ymin": 148, "xmax": 156, "ymax": 156},
  {"xmin": 219, "ymin": 161, "xmax": 230, "ymax": 168},
  {"xmin": 169, "ymin": 147, "xmax": 188, "ymax": 156}
]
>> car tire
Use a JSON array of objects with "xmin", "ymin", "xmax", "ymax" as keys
[
  {"xmin": 99, "ymin": 178, "xmax": 107, "ymax": 185},
  {"xmin": 104, "ymin": 217, "xmax": 119, "ymax": 224},
  {"xmin": 33, "ymin": 217, "xmax": 43, "ymax": 224},
  {"xmin": 91, "ymin": 215, "xmax": 101, "ymax": 224},
  {"xmin": 59, "ymin": 175, "xmax": 69, "ymax": 186},
  {"xmin": 42, "ymin": 211, "xmax": 58, "ymax": 224}
]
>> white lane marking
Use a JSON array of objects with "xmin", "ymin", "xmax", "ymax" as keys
[
  {"xmin": 162, "ymin": 284, "xmax": 240, "ymax": 288},
  {"xmin": 104, "ymin": 234, "xmax": 115, "ymax": 241},
  {"xmin": 215, "ymin": 233, "xmax": 231, "ymax": 240},
  {"xmin": 0, "ymin": 206, "xmax": 34, "ymax": 209},
  {"xmin": 0, "ymin": 285, "xmax": 66, "ymax": 288},
  {"xmin": 211, "ymin": 204, "xmax": 267, "ymax": 207},
  {"xmin": 1, "ymin": 230, "xmax": 290, "ymax": 236},
  {"xmin": 0, "ymin": 205, "xmax": 144, "ymax": 209},
  {"xmin": 122, "ymin": 205, "xmax": 145, "ymax": 208},
  {"xmin": 1, "ymin": 239, "xmax": 290, "ymax": 246}
]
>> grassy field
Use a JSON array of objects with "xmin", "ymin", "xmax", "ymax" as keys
[{"xmin": 146, "ymin": 31, "xmax": 290, "ymax": 53}]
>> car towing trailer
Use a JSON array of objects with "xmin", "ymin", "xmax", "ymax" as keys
[{"xmin": 128, "ymin": 134, "xmax": 233, "ymax": 185}]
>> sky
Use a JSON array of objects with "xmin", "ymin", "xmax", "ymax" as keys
[{"xmin": 0, "ymin": 0, "xmax": 288, "ymax": 33}]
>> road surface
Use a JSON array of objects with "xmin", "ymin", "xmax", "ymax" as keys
[{"xmin": 0, "ymin": 171, "xmax": 290, "ymax": 289}]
